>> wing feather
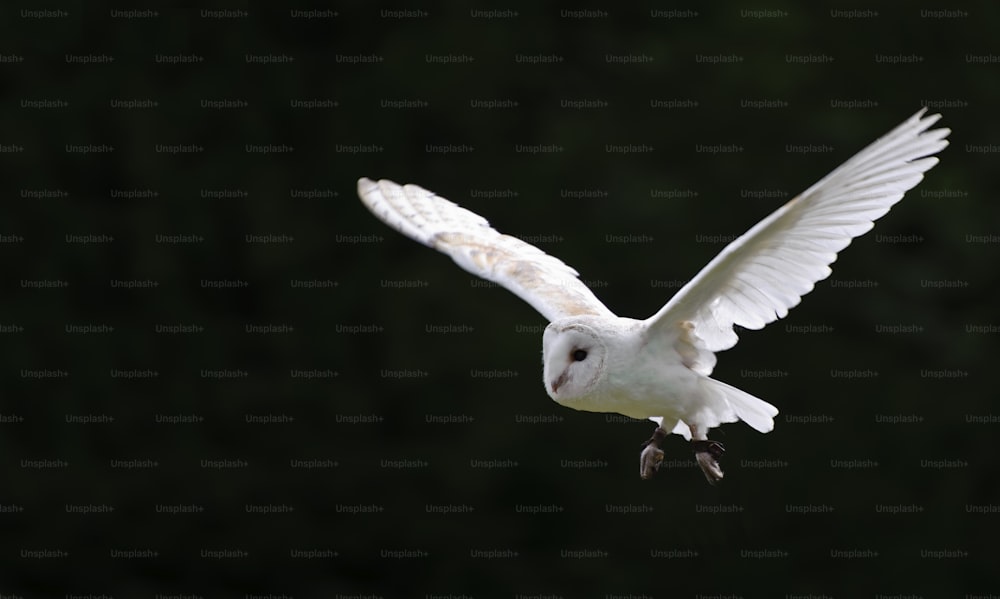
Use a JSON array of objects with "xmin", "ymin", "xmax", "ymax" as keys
[
  {"xmin": 357, "ymin": 178, "xmax": 615, "ymax": 322},
  {"xmin": 646, "ymin": 109, "xmax": 949, "ymax": 352}
]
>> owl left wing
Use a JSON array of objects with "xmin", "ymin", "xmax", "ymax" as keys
[
  {"xmin": 358, "ymin": 178, "xmax": 616, "ymax": 322},
  {"xmin": 645, "ymin": 109, "xmax": 949, "ymax": 352}
]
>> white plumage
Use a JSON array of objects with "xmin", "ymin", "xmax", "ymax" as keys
[
  {"xmin": 357, "ymin": 176, "xmax": 615, "ymax": 322},
  {"xmin": 357, "ymin": 109, "xmax": 949, "ymax": 483},
  {"xmin": 648, "ymin": 109, "xmax": 949, "ymax": 353}
]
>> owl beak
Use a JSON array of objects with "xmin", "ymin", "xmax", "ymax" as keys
[{"xmin": 550, "ymin": 372, "xmax": 568, "ymax": 394}]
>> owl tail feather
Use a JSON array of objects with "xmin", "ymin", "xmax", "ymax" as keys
[{"xmin": 704, "ymin": 377, "xmax": 779, "ymax": 434}]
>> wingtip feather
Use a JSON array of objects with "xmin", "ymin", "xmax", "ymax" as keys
[{"xmin": 647, "ymin": 109, "xmax": 949, "ymax": 353}]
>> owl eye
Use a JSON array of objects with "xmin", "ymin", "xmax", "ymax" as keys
[{"xmin": 572, "ymin": 349, "xmax": 588, "ymax": 362}]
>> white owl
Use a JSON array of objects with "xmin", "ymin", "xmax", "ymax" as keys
[{"xmin": 357, "ymin": 109, "xmax": 949, "ymax": 484}]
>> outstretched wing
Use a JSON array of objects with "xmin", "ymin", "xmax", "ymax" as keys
[
  {"xmin": 646, "ymin": 109, "xmax": 949, "ymax": 352},
  {"xmin": 357, "ymin": 178, "xmax": 616, "ymax": 322}
]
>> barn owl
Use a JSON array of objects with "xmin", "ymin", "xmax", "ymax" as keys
[{"xmin": 357, "ymin": 109, "xmax": 948, "ymax": 484}]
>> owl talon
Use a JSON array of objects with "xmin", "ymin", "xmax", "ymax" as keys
[
  {"xmin": 639, "ymin": 427, "xmax": 668, "ymax": 479},
  {"xmin": 640, "ymin": 445, "xmax": 664, "ymax": 479},
  {"xmin": 640, "ymin": 426, "xmax": 668, "ymax": 448},
  {"xmin": 692, "ymin": 440, "xmax": 725, "ymax": 485},
  {"xmin": 691, "ymin": 439, "xmax": 725, "ymax": 460}
]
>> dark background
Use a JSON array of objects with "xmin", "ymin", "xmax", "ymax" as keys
[{"xmin": 0, "ymin": 2, "xmax": 997, "ymax": 597}]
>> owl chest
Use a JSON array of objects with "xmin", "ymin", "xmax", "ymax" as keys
[{"xmin": 593, "ymin": 344, "xmax": 697, "ymax": 415}]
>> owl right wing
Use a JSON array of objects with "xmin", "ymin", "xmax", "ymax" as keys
[
  {"xmin": 357, "ymin": 178, "xmax": 616, "ymax": 323},
  {"xmin": 645, "ymin": 109, "xmax": 949, "ymax": 354}
]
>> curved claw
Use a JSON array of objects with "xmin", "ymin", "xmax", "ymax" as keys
[
  {"xmin": 640, "ymin": 444, "xmax": 664, "ymax": 480},
  {"xmin": 695, "ymin": 451, "xmax": 724, "ymax": 485},
  {"xmin": 640, "ymin": 426, "xmax": 668, "ymax": 448},
  {"xmin": 692, "ymin": 440, "xmax": 725, "ymax": 485},
  {"xmin": 692, "ymin": 440, "xmax": 725, "ymax": 461},
  {"xmin": 639, "ymin": 426, "xmax": 668, "ymax": 480}
]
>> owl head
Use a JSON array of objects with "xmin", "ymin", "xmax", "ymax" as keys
[{"xmin": 542, "ymin": 319, "xmax": 608, "ymax": 405}]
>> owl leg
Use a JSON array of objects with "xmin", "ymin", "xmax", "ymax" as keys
[
  {"xmin": 639, "ymin": 425, "xmax": 669, "ymax": 480},
  {"xmin": 688, "ymin": 423, "xmax": 725, "ymax": 485}
]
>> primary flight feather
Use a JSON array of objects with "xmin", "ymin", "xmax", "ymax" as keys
[{"xmin": 357, "ymin": 109, "xmax": 949, "ymax": 484}]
